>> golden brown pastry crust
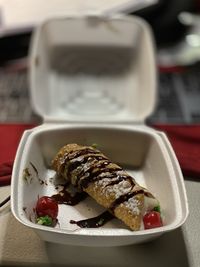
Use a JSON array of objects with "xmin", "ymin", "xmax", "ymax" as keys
[{"xmin": 52, "ymin": 143, "xmax": 154, "ymax": 231}]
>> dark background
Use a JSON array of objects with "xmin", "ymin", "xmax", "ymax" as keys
[{"xmin": 0, "ymin": 0, "xmax": 200, "ymax": 124}]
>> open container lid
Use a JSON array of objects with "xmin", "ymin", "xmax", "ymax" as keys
[{"xmin": 29, "ymin": 11, "xmax": 157, "ymax": 123}]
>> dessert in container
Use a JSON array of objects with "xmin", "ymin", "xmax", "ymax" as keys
[{"xmin": 11, "ymin": 14, "xmax": 188, "ymax": 247}]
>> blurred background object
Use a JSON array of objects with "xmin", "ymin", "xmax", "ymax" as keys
[
  {"xmin": 135, "ymin": 0, "xmax": 195, "ymax": 46},
  {"xmin": 0, "ymin": 0, "xmax": 200, "ymax": 124}
]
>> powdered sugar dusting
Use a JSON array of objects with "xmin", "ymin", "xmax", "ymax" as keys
[
  {"xmin": 104, "ymin": 180, "xmax": 132, "ymax": 198},
  {"xmin": 95, "ymin": 177, "xmax": 118, "ymax": 187},
  {"xmin": 123, "ymin": 197, "xmax": 140, "ymax": 215}
]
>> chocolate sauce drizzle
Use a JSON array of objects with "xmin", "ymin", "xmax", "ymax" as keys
[
  {"xmin": 52, "ymin": 184, "xmax": 87, "ymax": 206},
  {"xmin": 110, "ymin": 189, "xmax": 143, "ymax": 211},
  {"xmin": 54, "ymin": 147, "xmax": 154, "ymax": 228},
  {"xmin": 79, "ymin": 166, "xmax": 122, "ymax": 189},
  {"xmin": 70, "ymin": 211, "xmax": 114, "ymax": 228},
  {"xmin": 51, "ymin": 183, "xmax": 114, "ymax": 228},
  {"xmin": 73, "ymin": 160, "xmax": 110, "ymax": 186},
  {"xmin": 104, "ymin": 175, "xmax": 136, "ymax": 188},
  {"xmin": 59, "ymin": 148, "xmax": 100, "ymax": 175},
  {"xmin": 60, "ymin": 148, "xmax": 102, "ymax": 170},
  {"xmin": 68, "ymin": 156, "xmax": 109, "ymax": 185}
]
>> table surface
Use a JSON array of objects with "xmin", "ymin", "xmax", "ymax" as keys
[{"xmin": 0, "ymin": 180, "xmax": 199, "ymax": 266}]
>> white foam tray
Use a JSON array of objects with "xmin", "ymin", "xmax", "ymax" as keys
[{"xmin": 11, "ymin": 125, "xmax": 188, "ymax": 246}]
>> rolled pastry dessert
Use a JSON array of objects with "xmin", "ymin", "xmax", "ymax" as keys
[{"xmin": 52, "ymin": 144, "xmax": 159, "ymax": 230}]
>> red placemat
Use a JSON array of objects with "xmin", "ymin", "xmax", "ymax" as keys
[
  {"xmin": 0, "ymin": 123, "xmax": 200, "ymax": 186},
  {"xmin": 154, "ymin": 124, "xmax": 200, "ymax": 179},
  {"xmin": 0, "ymin": 124, "xmax": 34, "ymax": 186}
]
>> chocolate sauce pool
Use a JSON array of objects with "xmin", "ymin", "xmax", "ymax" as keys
[
  {"xmin": 70, "ymin": 211, "xmax": 114, "ymax": 228},
  {"xmin": 52, "ymin": 184, "xmax": 87, "ymax": 205},
  {"xmin": 51, "ymin": 184, "xmax": 114, "ymax": 228}
]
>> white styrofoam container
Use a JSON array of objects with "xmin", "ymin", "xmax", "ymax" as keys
[
  {"xmin": 29, "ymin": 15, "xmax": 156, "ymax": 124},
  {"xmin": 11, "ymin": 15, "xmax": 188, "ymax": 247}
]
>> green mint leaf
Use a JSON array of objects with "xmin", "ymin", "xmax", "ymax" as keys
[
  {"xmin": 37, "ymin": 215, "xmax": 53, "ymax": 226},
  {"xmin": 153, "ymin": 205, "xmax": 161, "ymax": 213},
  {"xmin": 91, "ymin": 143, "xmax": 98, "ymax": 149}
]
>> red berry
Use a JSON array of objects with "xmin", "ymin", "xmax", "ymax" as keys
[
  {"xmin": 143, "ymin": 211, "xmax": 163, "ymax": 229},
  {"xmin": 36, "ymin": 196, "xmax": 58, "ymax": 219}
]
